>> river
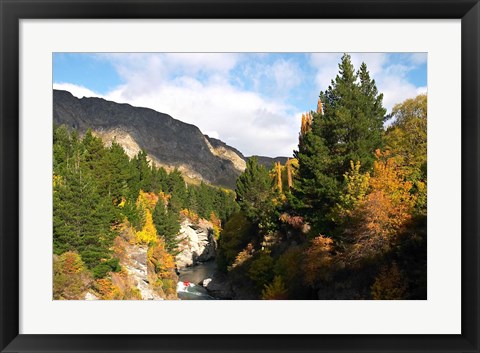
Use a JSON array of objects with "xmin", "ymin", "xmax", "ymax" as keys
[{"xmin": 177, "ymin": 260, "xmax": 218, "ymax": 300}]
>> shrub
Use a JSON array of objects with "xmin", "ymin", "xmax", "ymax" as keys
[
  {"xmin": 262, "ymin": 276, "xmax": 288, "ymax": 300},
  {"xmin": 247, "ymin": 251, "xmax": 274, "ymax": 289}
]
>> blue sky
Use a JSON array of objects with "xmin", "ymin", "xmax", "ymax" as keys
[{"xmin": 53, "ymin": 53, "xmax": 427, "ymax": 157}]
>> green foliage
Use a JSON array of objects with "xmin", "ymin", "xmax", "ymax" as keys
[
  {"xmin": 92, "ymin": 258, "xmax": 121, "ymax": 279},
  {"xmin": 292, "ymin": 114, "xmax": 338, "ymax": 231},
  {"xmin": 293, "ymin": 54, "xmax": 386, "ymax": 232},
  {"xmin": 247, "ymin": 251, "xmax": 275, "ymax": 289},
  {"xmin": 385, "ymin": 94, "xmax": 427, "ymax": 181},
  {"xmin": 53, "ymin": 157, "xmax": 116, "ymax": 271},
  {"xmin": 53, "ymin": 251, "xmax": 92, "ymax": 299},
  {"xmin": 153, "ymin": 198, "xmax": 181, "ymax": 255},
  {"xmin": 53, "ymin": 125, "xmax": 240, "ymax": 291},
  {"xmin": 236, "ymin": 157, "xmax": 277, "ymax": 229},
  {"xmin": 216, "ymin": 212, "xmax": 255, "ymax": 271},
  {"xmin": 320, "ymin": 55, "xmax": 387, "ymax": 175},
  {"xmin": 385, "ymin": 94, "xmax": 427, "ymax": 214}
]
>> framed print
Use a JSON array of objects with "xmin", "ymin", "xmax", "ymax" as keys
[{"xmin": 1, "ymin": 0, "xmax": 479, "ymax": 352}]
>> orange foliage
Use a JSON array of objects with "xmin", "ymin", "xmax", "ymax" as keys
[
  {"xmin": 303, "ymin": 236, "xmax": 335, "ymax": 285},
  {"xmin": 147, "ymin": 240, "xmax": 178, "ymax": 299},
  {"xmin": 317, "ymin": 98, "xmax": 323, "ymax": 115},
  {"xmin": 345, "ymin": 150, "xmax": 416, "ymax": 263},
  {"xmin": 286, "ymin": 158, "xmax": 293, "ymax": 188},
  {"xmin": 230, "ymin": 243, "xmax": 254, "ymax": 270},
  {"xmin": 158, "ymin": 191, "xmax": 171, "ymax": 205},
  {"xmin": 279, "ymin": 213, "xmax": 304, "ymax": 230},
  {"xmin": 53, "ymin": 252, "xmax": 92, "ymax": 300},
  {"xmin": 136, "ymin": 190, "xmax": 159, "ymax": 211},
  {"xmin": 180, "ymin": 208, "xmax": 199, "ymax": 223},
  {"xmin": 210, "ymin": 212, "xmax": 222, "ymax": 239},
  {"xmin": 300, "ymin": 112, "xmax": 313, "ymax": 137}
]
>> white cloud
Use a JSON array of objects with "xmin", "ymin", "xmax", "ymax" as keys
[
  {"xmin": 54, "ymin": 53, "xmax": 426, "ymax": 158},
  {"xmin": 55, "ymin": 78, "xmax": 300, "ymax": 157},
  {"xmin": 53, "ymin": 83, "xmax": 102, "ymax": 99},
  {"xmin": 409, "ymin": 53, "xmax": 428, "ymax": 65}
]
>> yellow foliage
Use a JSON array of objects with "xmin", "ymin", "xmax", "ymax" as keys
[
  {"xmin": 333, "ymin": 160, "xmax": 370, "ymax": 222},
  {"xmin": 117, "ymin": 197, "xmax": 126, "ymax": 208},
  {"xmin": 210, "ymin": 212, "xmax": 222, "ymax": 239},
  {"xmin": 345, "ymin": 151, "xmax": 417, "ymax": 263},
  {"xmin": 136, "ymin": 190, "xmax": 159, "ymax": 212},
  {"xmin": 147, "ymin": 240, "xmax": 178, "ymax": 299},
  {"xmin": 262, "ymin": 276, "xmax": 288, "ymax": 300},
  {"xmin": 53, "ymin": 174, "xmax": 63, "ymax": 188},
  {"xmin": 135, "ymin": 209, "xmax": 158, "ymax": 244},
  {"xmin": 229, "ymin": 243, "xmax": 254, "ymax": 270}
]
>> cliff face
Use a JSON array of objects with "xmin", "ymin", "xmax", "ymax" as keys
[
  {"xmin": 175, "ymin": 218, "xmax": 216, "ymax": 269},
  {"xmin": 53, "ymin": 90, "xmax": 244, "ymax": 188}
]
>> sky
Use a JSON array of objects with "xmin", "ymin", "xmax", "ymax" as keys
[{"xmin": 53, "ymin": 53, "xmax": 427, "ymax": 157}]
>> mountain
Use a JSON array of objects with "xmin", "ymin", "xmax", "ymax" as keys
[
  {"xmin": 53, "ymin": 90, "xmax": 289, "ymax": 189},
  {"xmin": 252, "ymin": 156, "xmax": 289, "ymax": 168}
]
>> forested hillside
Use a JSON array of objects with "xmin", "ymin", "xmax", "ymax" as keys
[
  {"xmin": 53, "ymin": 126, "xmax": 238, "ymax": 299},
  {"xmin": 214, "ymin": 54, "xmax": 427, "ymax": 300}
]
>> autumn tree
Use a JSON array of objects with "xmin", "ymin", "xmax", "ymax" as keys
[
  {"xmin": 262, "ymin": 276, "xmax": 288, "ymax": 300},
  {"xmin": 53, "ymin": 251, "xmax": 92, "ymax": 300},
  {"xmin": 386, "ymin": 94, "xmax": 427, "ymax": 181},
  {"xmin": 344, "ymin": 150, "xmax": 416, "ymax": 263},
  {"xmin": 303, "ymin": 235, "xmax": 335, "ymax": 285}
]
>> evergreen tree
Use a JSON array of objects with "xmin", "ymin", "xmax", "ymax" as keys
[
  {"xmin": 236, "ymin": 157, "xmax": 274, "ymax": 225},
  {"xmin": 293, "ymin": 111, "xmax": 338, "ymax": 231},
  {"xmin": 167, "ymin": 169, "xmax": 188, "ymax": 210},
  {"xmin": 320, "ymin": 54, "xmax": 386, "ymax": 176},
  {"xmin": 153, "ymin": 198, "xmax": 181, "ymax": 255},
  {"xmin": 132, "ymin": 150, "xmax": 154, "ymax": 193},
  {"xmin": 293, "ymin": 54, "xmax": 386, "ymax": 232},
  {"xmin": 103, "ymin": 140, "xmax": 133, "ymax": 204},
  {"xmin": 53, "ymin": 164, "xmax": 116, "ymax": 272}
]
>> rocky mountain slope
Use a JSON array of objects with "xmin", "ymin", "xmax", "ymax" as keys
[{"xmin": 53, "ymin": 90, "xmax": 288, "ymax": 188}]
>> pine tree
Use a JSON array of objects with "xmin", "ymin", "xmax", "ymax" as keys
[
  {"xmin": 319, "ymin": 54, "xmax": 386, "ymax": 175},
  {"xmin": 293, "ymin": 110, "xmax": 337, "ymax": 231},
  {"xmin": 235, "ymin": 157, "xmax": 274, "ymax": 224},
  {"xmin": 153, "ymin": 198, "xmax": 181, "ymax": 255},
  {"xmin": 53, "ymin": 163, "xmax": 115, "ymax": 271}
]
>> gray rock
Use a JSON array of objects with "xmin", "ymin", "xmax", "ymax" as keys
[
  {"xmin": 176, "ymin": 220, "xmax": 216, "ymax": 269},
  {"xmin": 206, "ymin": 272, "xmax": 234, "ymax": 299}
]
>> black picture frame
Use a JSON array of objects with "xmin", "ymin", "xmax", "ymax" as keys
[{"xmin": 1, "ymin": 1, "xmax": 479, "ymax": 352}]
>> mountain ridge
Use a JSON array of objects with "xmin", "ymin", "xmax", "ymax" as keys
[{"xmin": 53, "ymin": 89, "xmax": 289, "ymax": 188}]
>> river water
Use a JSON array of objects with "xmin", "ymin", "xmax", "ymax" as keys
[{"xmin": 177, "ymin": 260, "xmax": 218, "ymax": 300}]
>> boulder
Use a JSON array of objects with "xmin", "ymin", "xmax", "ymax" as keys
[{"xmin": 206, "ymin": 272, "xmax": 234, "ymax": 299}]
